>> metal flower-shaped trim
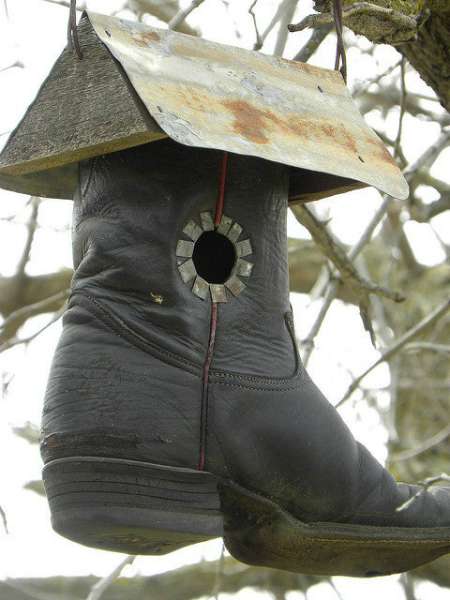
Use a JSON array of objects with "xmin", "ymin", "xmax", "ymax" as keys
[{"xmin": 176, "ymin": 212, "xmax": 253, "ymax": 302}]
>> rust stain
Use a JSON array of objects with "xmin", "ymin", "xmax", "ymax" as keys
[
  {"xmin": 341, "ymin": 127, "xmax": 358, "ymax": 155},
  {"xmin": 366, "ymin": 136, "xmax": 396, "ymax": 165},
  {"xmin": 133, "ymin": 31, "xmax": 160, "ymax": 47},
  {"xmin": 222, "ymin": 99, "xmax": 363, "ymax": 159},
  {"xmin": 222, "ymin": 100, "xmax": 270, "ymax": 144}
]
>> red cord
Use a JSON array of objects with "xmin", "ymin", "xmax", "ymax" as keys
[
  {"xmin": 214, "ymin": 152, "xmax": 228, "ymax": 227},
  {"xmin": 198, "ymin": 152, "xmax": 228, "ymax": 470},
  {"xmin": 198, "ymin": 302, "xmax": 218, "ymax": 471}
]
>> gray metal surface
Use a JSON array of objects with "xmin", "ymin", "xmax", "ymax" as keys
[{"xmin": 89, "ymin": 12, "xmax": 408, "ymax": 200}]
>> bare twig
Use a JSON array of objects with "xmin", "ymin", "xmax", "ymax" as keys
[
  {"xmin": 16, "ymin": 197, "xmax": 40, "ymax": 278},
  {"xmin": 0, "ymin": 305, "xmax": 66, "ymax": 354},
  {"xmin": 292, "ymin": 205, "xmax": 404, "ymax": 303},
  {"xmin": 338, "ymin": 298, "xmax": 450, "ymax": 406},
  {"xmin": 168, "ymin": 0, "xmax": 205, "ymax": 30},
  {"xmin": 43, "ymin": 0, "xmax": 85, "ymax": 9},
  {"xmin": 403, "ymin": 342, "xmax": 450, "ymax": 354},
  {"xmin": 293, "ymin": 24, "xmax": 333, "ymax": 63},
  {"xmin": 391, "ymin": 423, "xmax": 450, "ymax": 462},
  {"xmin": 0, "ymin": 289, "xmax": 70, "ymax": 335},
  {"xmin": 211, "ymin": 542, "xmax": 226, "ymax": 600},
  {"xmin": 393, "ymin": 57, "xmax": 406, "ymax": 159},
  {"xmin": 86, "ymin": 555, "xmax": 135, "ymax": 600},
  {"xmin": 248, "ymin": 1, "xmax": 263, "ymax": 50},
  {"xmin": 299, "ymin": 194, "xmax": 395, "ymax": 364},
  {"xmin": 258, "ymin": 2, "xmax": 290, "ymax": 50},
  {"xmin": 0, "ymin": 504, "xmax": 8, "ymax": 534},
  {"xmin": 332, "ymin": 0, "xmax": 347, "ymax": 82},
  {"xmin": 273, "ymin": 0, "xmax": 298, "ymax": 57},
  {"xmin": 404, "ymin": 129, "xmax": 450, "ymax": 182},
  {"xmin": 0, "ymin": 60, "xmax": 25, "ymax": 73},
  {"xmin": 396, "ymin": 473, "xmax": 450, "ymax": 512},
  {"xmin": 353, "ymin": 59, "xmax": 402, "ymax": 97},
  {"xmin": 288, "ymin": 3, "xmax": 417, "ymax": 38},
  {"xmin": 401, "ymin": 573, "xmax": 417, "ymax": 600}
]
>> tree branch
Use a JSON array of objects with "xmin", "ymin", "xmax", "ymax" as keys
[
  {"xmin": 338, "ymin": 298, "xmax": 450, "ymax": 406},
  {"xmin": 293, "ymin": 24, "xmax": 333, "ymax": 62},
  {"xmin": 86, "ymin": 556, "xmax": 135, "ymax": 600},
  {"xmin": 0, "ymin": 558, "xmax": 321, "ymax": 600},
  {"xmin": 291, "ymin": 205, "xmax": 404, "ymax": 303},
  {"xmin": 0, "ymin": 305, "xmax": 66, "ymax": 354},
  {"xmin": 168, "ymin": 0, "xmax": 205, "ymax": 31}
]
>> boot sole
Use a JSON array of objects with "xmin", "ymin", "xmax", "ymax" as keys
[
  {"xmin": 43, "ymin": 456, "xmax": 223, "ymax": 555},
  {"xmin": 43, "ymin": 456, "xmax": 450, "ymax": 575}
]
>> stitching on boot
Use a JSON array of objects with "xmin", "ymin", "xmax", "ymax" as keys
[
  {"xmin": 209, "ymin": 310, "xmax": 303, "ymax": 387},
  {"xmin": 73, "ymin": 291, "xmax": 203, "ymax": 375}
]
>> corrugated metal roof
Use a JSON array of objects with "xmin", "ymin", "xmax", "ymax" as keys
[
  {"xmin": 0, "ymin": 12, "xmax": 408, "ymax": 201},
  {"xmin": 89, "ymin": 12, "xmax": 408, "ymax": 200}
]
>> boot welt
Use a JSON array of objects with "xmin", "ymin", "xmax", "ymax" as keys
[{"xmin": 43, "ymin": 456, "xmax": 450, "ymax": 576}]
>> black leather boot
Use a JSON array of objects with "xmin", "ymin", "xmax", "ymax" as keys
[{"xmin": 41, "ymin": 139, "xmax": 450, "ymax": 577}]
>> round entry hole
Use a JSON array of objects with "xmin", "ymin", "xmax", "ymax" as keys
[{"xmin": 192, "ymin": 231, "xmax": 236, "ymax": 284}]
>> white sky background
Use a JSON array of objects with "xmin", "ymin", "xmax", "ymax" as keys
[{"xmin": 0, "ymin": 1, "xmax": 449, "ymax": 598}]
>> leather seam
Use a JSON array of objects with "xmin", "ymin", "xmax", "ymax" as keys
[
  {"xmin": 73, "ymin": 291, "xmax": 202, "ymax": 376},
  {"xmin": 209, "ymin": 310, "xmax": 301, "ymax": 385},
  {"xmin": 210, "ymin": 380, "xmax": 303, "ymax": 392}
]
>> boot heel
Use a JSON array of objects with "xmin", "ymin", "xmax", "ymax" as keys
[{"xmin": 43, "ymin": 456, "xmax": 223, "ymax": 554}]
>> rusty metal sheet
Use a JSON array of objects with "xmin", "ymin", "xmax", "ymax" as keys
[{"xmin": 88, "ymin": 12, "xmax": 408, "ymax": 200}]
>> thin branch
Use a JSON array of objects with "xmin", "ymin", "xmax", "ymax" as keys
[
  {"xmin": 292, "ymin": 205, "xmax": 404, "ymax": 303},
  {"xmin": 299, "ymin": 193, "xmax": 394, "ymax": 365},
  {"xmin": 393, "ymin": 57, "xmax": 406, "ymax": 159},
  {"xmin": 16, "ymin": 197, "xmax": 40, "ymax": 278},
  {"xmin": 396, "ymin": 473, "xmax": 450, "ymax": 512},
  {"xmin": 299, "ymin": 125, "xmax": 450, "ymax": 365},
  {"xmin": 0, "ymin": 60, "xmax": 25, "ymax": 73},
  {"xmin": 211, "ymin": 542, "xmax": 226, "ymax": 600},
  {"xmin": 404, "ymin": 129, "xmax": 450, "ymax": 183},
  {"xmin": 410, "ymin": 194, "xmax": 450, "ymax": 222},
  {"xmin": 168, "ymin": 0, "xmax": 205, "ymax": 30},
  {"xmin": 258, "ymin": 2, "xmax": 289, "ymax": 49},
  {"xmin": 0, "ymin": 504, "xmax": 8, "ymax": 534},
  {"xmin": 352, "ymin": 59, "xmax": 402, "ymax": 97},
  {"xmin": 391, "ymin": 423, "xmax": 450, "ymax": 462},
  {"xmin": 42, "ymin": 0, "xmax": 85, "ymax": 11},
  {"xmin": 401, "ymin": 573, "xmax": 417, "ymax": 600},
  {"xmin": 86, "ymin": 556, "xmax": 135, "ymax": 600},
  {"xmin": 273, "ymin": 0, "xmax": 298, "ymax": 57},
  {"xmin": 328, "ymin": 579, "xmax": 345, "ymax": 600},
  {"xmin": 293, "ymin": 24, "xmax": 332, "ymax": 63},
  {"xmin": 403, "ymin": 342, "xmax": 450, "ymax": 354},
  {"xmin": 0, "ymin": 289, "xmax": 69, "ymax": 335},
  {"xmin": 288, "ymin": 3, "xmax": 417, "ymax": 37},
  {"xmin": 0, "ymin": 306, "xmax": 66, "ymax": 354},
  {"xmin": 337, "ymin": 298, "xmax": 450, "ymax": 406},
  {"xmin": 249, "ymin": 0, "xmax": 263, "ymax": 50}
]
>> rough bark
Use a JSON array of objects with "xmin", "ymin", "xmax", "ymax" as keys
[{"xmin": 314, "ymin": 0, "xmax": 450, "ymax": 110}]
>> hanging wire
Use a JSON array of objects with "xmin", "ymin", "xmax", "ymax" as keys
[
  {"xmin": 332, "ymin": 0, "xmax": 347, "ymax": 83},
  {"xmin": 67, "ymin": 0, "xmax": 83, "ymax": 59}
]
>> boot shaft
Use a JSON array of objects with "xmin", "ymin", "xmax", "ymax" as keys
[{"xmin": 72, "ymin": 139, "xmax": 295, "ymax": 377}]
